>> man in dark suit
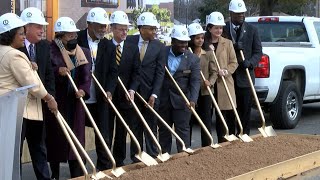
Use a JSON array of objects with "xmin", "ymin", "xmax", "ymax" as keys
[
  {"xmin": 77, "ymin": 7, "xmax": 117, "ymax": 171},
  {"xmin": 158, "ymin": 25, "xmax": 200, "ymax": 153},
  {"xmin": 223, "ymin": 0, "xmax": 262, "ymax": 135},
  {"xmin": 126, "ymin": 12, "xmax": 166, "ymax": 160},
  {"xmin": 109, "ymin": 11, "xmax": 140, "ymax": 167},
  {"xmin": 19, "ymin": 7, "xmax": 55, "ymax": 180}
]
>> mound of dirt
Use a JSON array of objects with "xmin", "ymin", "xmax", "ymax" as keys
[{"xmin": 114, "ymin": 134, "xmax": 320, "ymax": 180}]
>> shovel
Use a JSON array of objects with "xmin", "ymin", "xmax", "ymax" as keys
[
  {"xmin": 211, "ymin": 51, "xmax": 253, "ymax": 142},
  {"xmin": 91, "ymin": 73, "xmax": 158, "ymax": 166},
  {"xmin": 240, "ymin": 50, "xmax": 277, "ymax": 137},
  {"xmin": 135, "ymin": 92, "xmax": 194, "ymax": 154},
  {"xmin": 54, "ymin": 112, "xmax": 89, "ymax": 179},
  {"xmin": 56, "ymin": 112, "xmax": 112, "ymax": 180},
  {"xmin": 118, "ymin": 77, "xmax": 171, "ymax": 162},
  {"xmin": 66, "ymin": 74, "xmax": 125, "ymax": 177},
  {"xmin": 164, "ymin": 66, "xmax": 220, "ymax": 148},
  {"xmin": 200, "ymin": 71, "xmax": 238, "ymax": 142}
]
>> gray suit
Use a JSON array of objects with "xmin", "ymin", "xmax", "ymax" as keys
[{"xmin": 158, "ymin": 47, "xmax": 200, "ymax": 153}]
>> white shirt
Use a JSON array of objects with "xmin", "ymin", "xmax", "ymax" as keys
[
  {"xmin": 85, "ymin": 30, "xmax": 100, "ymax": 104},
  {"xmin": 112, "ymin": 38, "xmax": 124, "ymax": 52},
  {"xmin": 138, "ymin": 35, "xmax": 149, "ymax": 54}
]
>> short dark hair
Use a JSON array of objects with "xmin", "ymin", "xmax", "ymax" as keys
[{"xmin": 0, "ymin": 27, "xmax": 20, "ymax": 45}]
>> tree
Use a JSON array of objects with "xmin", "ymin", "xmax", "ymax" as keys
[{"xmin": 132, "ymin": 6, "xmax": 146, "ymax": 28}]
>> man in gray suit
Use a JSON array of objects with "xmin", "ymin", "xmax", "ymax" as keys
[
  {"xmin": 126, "ymin": 12, "xmax": 166, "ymax": 161},
  {"xmin": 158, "ymin": 25, "xmax": 200, "ymax": 153}
]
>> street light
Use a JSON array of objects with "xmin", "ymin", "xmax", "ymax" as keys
[{"xmin": 186, "ymin": 0, "xmax": 189, "ymax": 27}]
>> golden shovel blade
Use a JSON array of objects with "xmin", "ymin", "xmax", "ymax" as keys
[
  {"xmin": 238, "ymin": 134, "xmax": 253, "ymax": 142},
  {"xmin": 183, "ymin": 147, "xmax": 194, "ymax": 154},
  {"xmin": 135, "ymin": 151, "xmax": 158, "ymax": 166},
  {"xmin": 259, "ymin": 126, "xmax": 277, "ymax": 137},
  {"xmin": 111, "ymin": 167, "xmax": 126, "ymax": 178},
  {"xmin": 91, "ymin": 171, "xmax": 113, "ymax": 179},
  {"xmin": 224, "ymin": 134, "xmax": 239, "ymax": 142},
  {"xmin": 210, "ymin": 143, "xmax": 221, "ymax": 148},
  {"xmin": 157, "ymin": 152, "xmax": 171, "ymax": 162}
]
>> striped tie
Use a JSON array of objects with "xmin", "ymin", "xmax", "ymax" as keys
[
  {"xmin": 116, "ymin": 44, "xmax": 121, "ymax": 65},
  {"xmin": 29, "ymin": 44, "xmax": 35, "ymax": 62}
]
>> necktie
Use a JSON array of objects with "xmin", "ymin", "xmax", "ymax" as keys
[
  {"xmin": 29, "ymin": 44, "xmax": 35, "ymax": 62},
  {"xmin": 116, "ymin": 44, "xmax": 121, "ymax": 65},
  {"xmin": 140, "ymin": 41, "xmax": 147, "ymax": 61}
]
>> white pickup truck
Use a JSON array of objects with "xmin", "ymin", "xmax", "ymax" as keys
[{"xmin": 245, "ymin": 16, "xmax": 320, "ymax": 129}]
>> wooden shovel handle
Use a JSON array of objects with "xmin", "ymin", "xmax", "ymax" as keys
[
  {"xmin": 240, "ymin": 50, "xmax": 266, "ymax": 128},
  {"xmin": 66, "ymin": 73, "xmax": 117, "ymax": 169},
  {"xmin": 117, "ymin": 77, "xmax": 163, "ymax": 153},
  {"xmin": 55, "ymin": 111, "xmax": 88, "ymax": 176},
  {"xmin": 211, "ymin": 51, "xmax": 245, "ymax": 135},
  {"xmin": 200, "ymin": 71, "xmax": 230, "ymax": 136},
  {"xmin": 135, "ymin": 92, "xmax": 187, "ymax": 150},
  {"xmin": 164, "ymin": 66, "xmax": 214, "ymax": 145},
  {"xmin": 91, "ymin": 73, "xmax": 143, "ymax": 155}
]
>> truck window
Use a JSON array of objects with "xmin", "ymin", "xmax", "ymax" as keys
[
  {"xmin": 313, "ymin": 22, "xmax": 320, "ymax": 44},
  {"xmin": 250, "ymin": 22, "xmax": 309, "ymax": 43}
]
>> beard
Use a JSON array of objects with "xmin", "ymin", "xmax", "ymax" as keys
[{"xmin": 93, "ymin": 30, "xmax": 105, "ymax": 40}]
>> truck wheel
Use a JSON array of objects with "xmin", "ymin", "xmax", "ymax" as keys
[{"xmin": 270, "ymin": 81, "xmax": 302, "ymax": 129}]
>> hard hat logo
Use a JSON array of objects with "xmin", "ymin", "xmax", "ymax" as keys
[
  {"xmin": 218, "ymin": 16, "xmax": 222, "ymax": 20},
  {"xmin": 182, "ymin": 31, "xmax": 186, "ymax": 35},
  {"xmin": 3, "ymin": 20, "xmax": 9, "ymax": 25},
  {"xmin": 104, "ymin": 13, "xmax": 108, "ymax": 18},
  {"xmin": 141, "ymin": 16, "xmax": 145, "ymax": 21},
  {"xmin": 26, "ymin": 12, "xmax": 32, "ymax": 18},
  {"xmin": 111, "ymin": 14, "xmax": 115, "ymax": 19},
  {"xmin": 70, "ymin": 21, "xmax": 75, "ymax": 25},
  {"xmin": 57, "ymin": 22, "xmax": 61, "ymax": 27},
  {"xmin": 123, "ymin": 15, "xmax": 128, "ymax": 19},
  {"xmin": 238, "ymin": 3, "xmax": 242, "ymax": 7},
  {"xmin": 91, "ymin": 12, "xmax": 95, "ymax": 17}
]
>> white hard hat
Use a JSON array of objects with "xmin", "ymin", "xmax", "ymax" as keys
[
  {"xmin": 206, "ymin": 12, "xmax": 226, "ymax": 26},
  {"xmin": 0, "ymin": 13, "xmax": 27, "ymax": 34},
  {"xmin": 87, "ymin": 7, "xmax": 110, "ymax": 25},
  {"xmin": 20, "ymin": 7, "xmax": 48, "ymax": 25},
  {"xmin": 110, "ymin": 11, "xmax": 131, "ymax": 25},
  {"xmin": 229, "ymin": 0, "xmax": 247, "ymax": 13},
  {"xmin": 170, "ymin": 25, "xmax": 190, "ymax": 41},
  {"xmin": 54, "ymin": 17, "xmax": 79, "ymax": 32},
  {"xmin": 137, "ymin": 12, "xmax": 159, "ymax": 28},
  {"xmin": 187, "ymin": 23, "xmax": 205, "ymax": 36}
]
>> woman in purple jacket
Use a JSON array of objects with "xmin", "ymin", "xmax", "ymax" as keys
[{"xmin": 46, "ymin": 17, "xmax": 91, "ymax": 179}]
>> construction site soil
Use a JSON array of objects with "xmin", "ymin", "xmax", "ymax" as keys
[{"xmin": 113, "ymin": 134, "xmax": 320, "ymax": 180}]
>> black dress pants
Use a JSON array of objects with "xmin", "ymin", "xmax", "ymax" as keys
[{"xmin": 20, "ymin": 118, "xmax": 50, "ymax": 180}]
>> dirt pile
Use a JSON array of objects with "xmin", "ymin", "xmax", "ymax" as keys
[{"xmin": 115, "ymin": 134, "xmax": 320, "ymax": 180}]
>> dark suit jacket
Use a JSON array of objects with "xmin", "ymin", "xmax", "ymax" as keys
[
  {"xmin": 223, "ymin": 21, "xmax": 262, "ymax": 87},
  {"xmin": 77, "ymin": 29, "xmax": 118, "ymax": 96},
  {"xmin": 19, "ymin": 40, "xmax": 55, "ymax": 96},
  {"xmin": 126, "ymin": 35, "xmax": 166, "ymax": 100},
  {"xmin": 160, "ymin": 47, "xmax": 200, "ymax": 110},
  {"xmin": 114, "ymin": 40, "xmax": 140, "ymax": 109}
]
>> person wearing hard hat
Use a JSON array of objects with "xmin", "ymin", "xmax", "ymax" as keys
[
  {"xmin": 19, "ymin": 7, "xmax": 55, "ymax": 179},
  {"xmin": 204, "ymin": 12, "xmax": 238, "ymax": 143},
  {"xmin": 187, "ymin": 22, "xmax": 217, "ymax": 147},
  {"xmin": 222, "ymin": 0, "xmax": 262, "ymax": 136},
  {"xmin": 0, "ymin": 12, "xmax": 58, "ymax": 179},
  {"xmin": 46, "ymin": 17, "xmax": 91, "ymax": 179},
  {"xmin": 126, "ymin": 12, "xmax": 166, "ymax": 162},
  {"xmin": 77, "ymin": 7, "xmax": 117, "ymax": 171},
  {"xmin": 109, "ymin": 10, "xmax": 140, "ymax": 167},
  {"xmin": 158, "ymin": 25, "xmax": 200, "ymax": 153}
]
